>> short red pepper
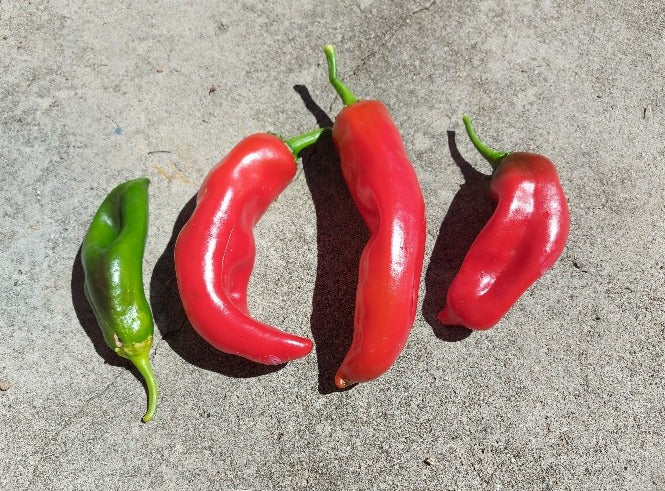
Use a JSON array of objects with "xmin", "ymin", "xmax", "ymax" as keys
[
  {"xmin": 324, "ymin": 45, "xmax": 427, "ymax": 388},
  {"xmin": 174, "ymin": 130, "xmax": 324, "ymax": 364},
  {"xmin": 438, "ymin": 116, "xmax": 570, "ymax": 330}
]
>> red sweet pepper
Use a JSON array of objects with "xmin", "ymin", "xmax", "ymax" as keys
[
  {"xmin": 174, "ymin": 130, "xmax": 325, "ymax": 364},
  {"xmin": 438, "ymin": 116, "xmax": 570, "ymax": 330},
  {"xmin": 324, "ymin": 45, "xmax": 426, "ymax": 388}
]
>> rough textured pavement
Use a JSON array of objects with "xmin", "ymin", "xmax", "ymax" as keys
[{"xmin": 1, "ymin": 1, "xmax": 664, "ymax": 489}]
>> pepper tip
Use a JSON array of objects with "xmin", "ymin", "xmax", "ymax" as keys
[
  {"xmin": 334, "ymin": 372, "xmax": 355, "ymax": 390},
  {"xmin": 437, "ymin": 306, "xmax": 454, "ymax": 326}
]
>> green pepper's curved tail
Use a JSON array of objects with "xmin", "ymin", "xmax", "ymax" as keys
[
  {"xmin": 116, "ymin": 337, "xmax": 158, "ymax": 422},
  {"xmin": 128, "ymin": 352, "xmax": 158, "ymax": 423}
]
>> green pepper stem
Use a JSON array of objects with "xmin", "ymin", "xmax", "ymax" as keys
[
  {"xmin": 128, "ymin": 353, "xmax": 158, "ymax": 423},
  {"xmin": 324, "ymin": 44, "xmax": 357, "ymax": 106},
  {"xmin": 462, "ymin": 115, "xmax": 508, "ymax": 171},
  {"xmin": 285, "ymin": 128, "xmax": 329, "ymax": 158}
]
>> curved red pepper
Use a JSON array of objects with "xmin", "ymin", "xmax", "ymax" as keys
[
  {"xmin": 324, "ymin": 45, "xmax": 426, "ymax": 388},
  {"xmin": 174, "ymin": 130, "xmax": 324, "ymax": 364},
  {"xmin": 438, "ymin": 116, "xmax": 570, "ymax": 330}
]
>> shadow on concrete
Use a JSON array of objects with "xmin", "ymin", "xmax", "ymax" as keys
[
  {"xmin": 295, "ymin": 84, "xmax": 366, "ymax": 394},
  {"xmin": 422, "ymin": 131, "xmax": 495, "ymax": 342},
  {"xmin": 149, "ymin": 196, "xmax": 286, "ymax": 378}
]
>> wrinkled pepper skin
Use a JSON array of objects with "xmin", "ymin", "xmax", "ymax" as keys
[
  {"xmin": 324, "ymin": 45, "xmax": 426, "ymax": 388},
  {"xmin": 438, "ymin": 117, "xmax": 570, "ymax": 330},
  {"xmin": 174, "ymin": 132, "xmax": 321, "ymax": 364},
  {"xmin": 81, "ymin": 177, "xmax": 158, "ymax": 422}
]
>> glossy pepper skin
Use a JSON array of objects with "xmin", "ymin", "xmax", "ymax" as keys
[
  {"xmin": 324, "ymin": 45, "xmax": 426, "ymax": 388},
  {"xmin": 438, "ymin": 116, "xmax": 570, "ymax": 330},
  {"xmin": 81, "ymin": 177, "xmax": 158, "ymax": 422},
  {"xmin": 174, "ymin": 130, "xmax": 325, "ymax": 364}
]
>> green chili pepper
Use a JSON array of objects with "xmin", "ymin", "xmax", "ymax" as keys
[{"xmin": 81, "ymin": 177, "xmax": 158, "ymax": 422}]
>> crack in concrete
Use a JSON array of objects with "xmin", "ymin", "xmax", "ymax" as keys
[
  {"xmin": 27, "ymin": 378, "xmax": 118, "ymax": 488},
  {"xmin": 350, "ymin": 1, "xmax": 438, "ymax": 78},
  {"xmin": 412, "ymin": 0, "xmax": 436, "ymax": 17}
]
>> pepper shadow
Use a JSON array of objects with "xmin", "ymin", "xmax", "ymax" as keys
[
  {"xmin": 71, "ymin": 245, "xmax": 148, "ymax": 388},
  {"xmin": 149, "ymin": 196, "xmax": 285, "ymax": 377},
  {"xmin": 295, "ymin": 84, "xmax": 368, "ymax": 394},
  {"xmin": 422, "ymin": 131, "xmax": 495, "ymax": 341}
]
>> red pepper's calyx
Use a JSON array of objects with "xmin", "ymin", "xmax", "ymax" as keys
[
  {"xmin": 284, "ymin": 128, "xmax": 329, "ymax": 159},
  {"xmin": 463, "ymin": 115, "xmax": 509, "ymax": 172},
  {"xmin": 324, "ymin": 44, "xmax": 357, "ymax": 107}
]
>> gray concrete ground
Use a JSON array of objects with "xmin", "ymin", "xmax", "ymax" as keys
[{"xmin": 1, "ymin": 1, "xmax": 664, "ymax": 489}]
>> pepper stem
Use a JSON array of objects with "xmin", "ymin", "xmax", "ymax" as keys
[
  {"xmin": 462, "ymin": 115, "xmax": 508, "ymax": 171},
  {"xmin": 127, "ymin": 353, "xmax": 158, "ymax": 423},
  {"xmin": 285, "ymin": 128, "xmax": 329, "ymax": 158},
  {"xmin": 324, "ymin": 44, "xmax": 357, "ymax": 106}
]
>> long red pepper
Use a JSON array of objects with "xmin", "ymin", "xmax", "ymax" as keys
[
  {"xmin": 174, "ymin": 130, "xmax": 324, "ymax": 364},
  {"xmin": 438, "ymin": 116, "xmax": 570, "ymax": 330},
  {"xmin": 324, "ymin": 45, "xmax": 426, "ymax": 388}
]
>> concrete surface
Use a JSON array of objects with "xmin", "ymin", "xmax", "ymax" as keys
[{"xmin": 1, "ymin": 0, "xmax": 664, "ymax": 489}]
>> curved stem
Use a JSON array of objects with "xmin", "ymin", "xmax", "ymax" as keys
[
  {"xmin": 462, "ymin": 115, "xmax": 508, "ymax": 171},
  {"xmin": 285, "ymin": 128, "xmax": 330, "ymax": 158},
  {"xmin": 324, "ymin": 44, "xmax": 357, "ymax": 106},
  {"xmin": 128, "ymin": 353, "xmax": 158, "ymax": 423}
]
